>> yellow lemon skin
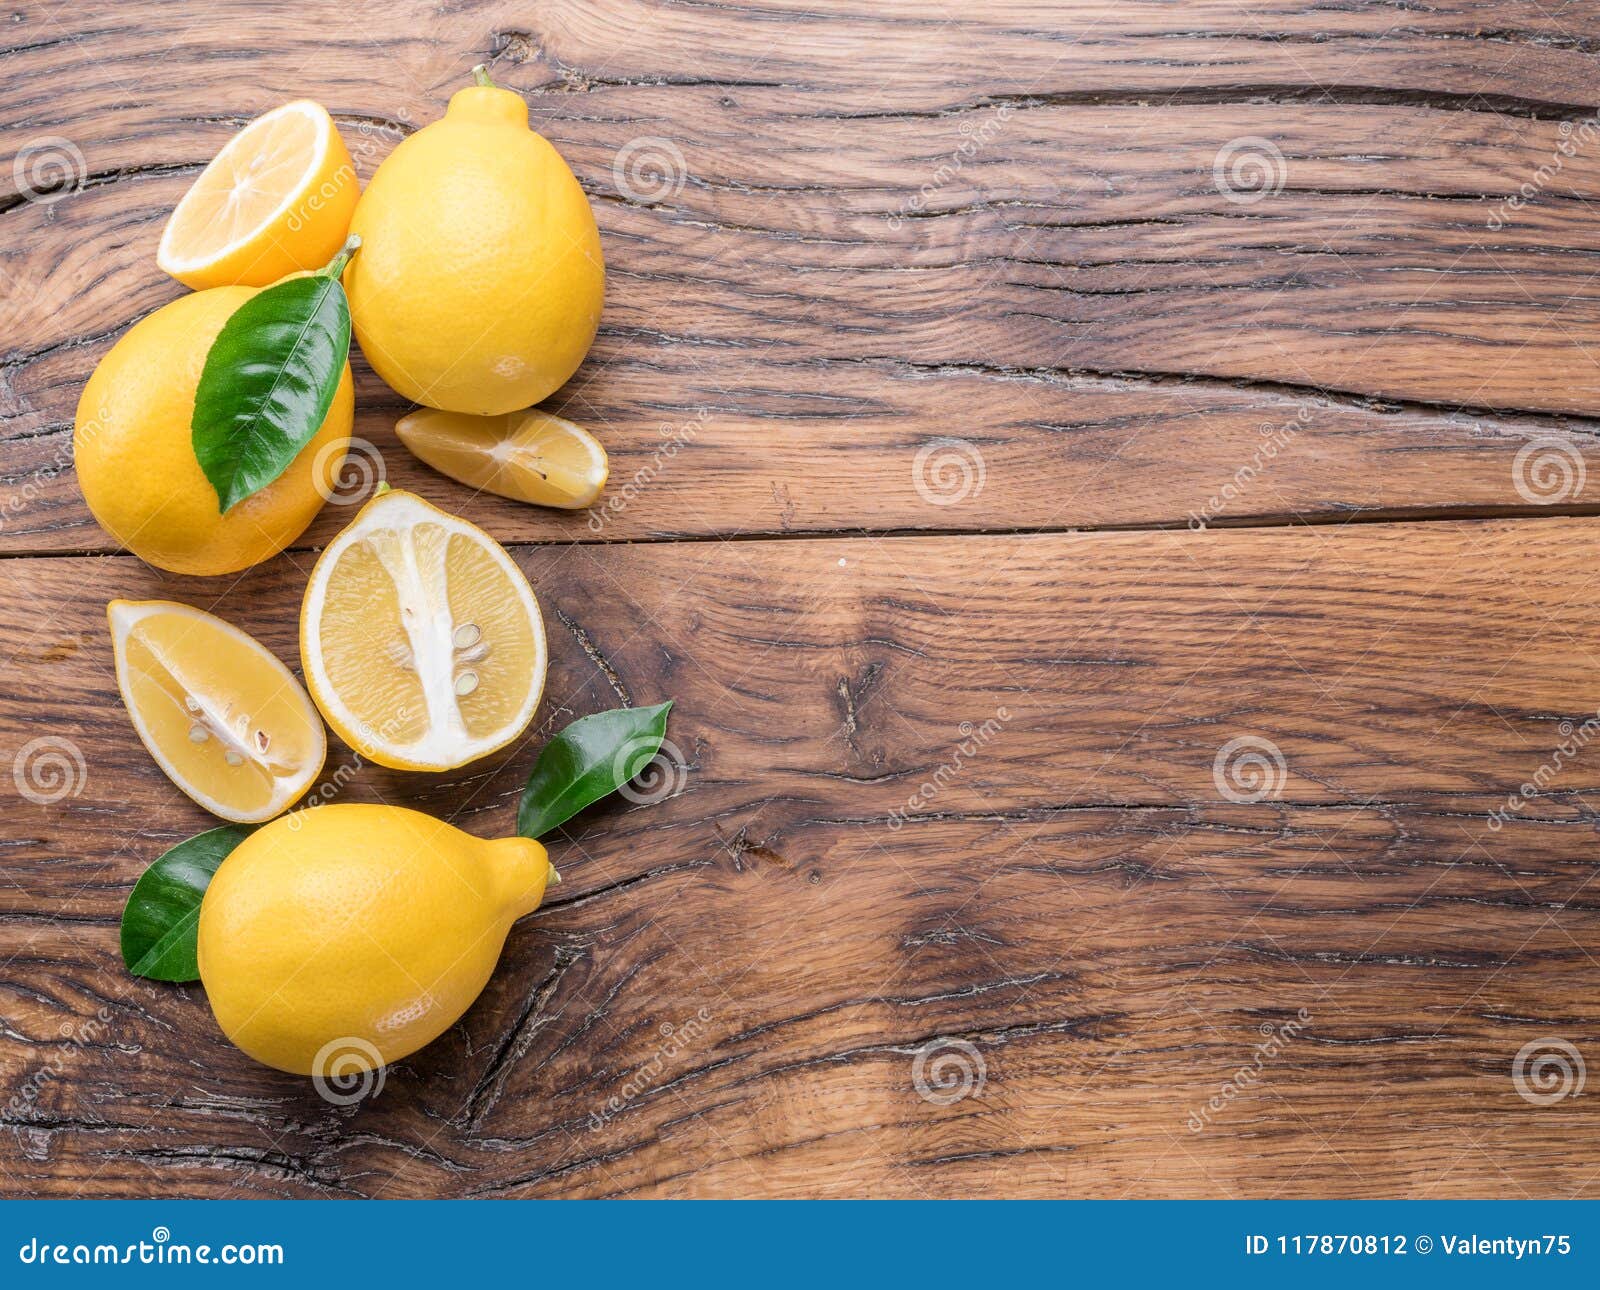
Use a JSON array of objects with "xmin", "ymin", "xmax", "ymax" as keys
[
  {"xmin": 344, "ymin": 83, "xmax": 604, "ymax": 415},
  {"xmin": 75, "ymin": 287, "xmax": 352, "ymax": 576},
  {"xmin": 197, "ymin": 804, "xmax": 552, "ymax": 1076}
]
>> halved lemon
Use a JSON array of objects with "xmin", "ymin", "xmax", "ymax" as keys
[
  {"xmin": 300, "ymin": 489, "xmax": 547, "ymax": 771},
  {"xmin": 395, "ymin": 408, "xmax": 608, "ymax": 509},
  {"xmin": 109, "ymin": 600, "xmax": 326, "ymax": 823},
  {"xmin": 157, "ymin": 100, "xmax": 359, "ymax": 290}
]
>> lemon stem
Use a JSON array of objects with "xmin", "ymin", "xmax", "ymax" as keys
[
  {"xmin": 317, "ymin": 234, "xmax": 362, "ymax": 280},
  {"xmin": 472, "ymin": 63, "xmax": 496, "ymax": 88},
  {"xmin": 548, "ymin": 862, "xmax": 561, "ymax": 886}
]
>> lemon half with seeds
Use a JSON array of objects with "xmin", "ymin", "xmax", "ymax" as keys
[
  {"xmin": 300, "ymin": 489, "xmax": 547, "ymax": 771},
  {"xmin": 109, "ymin": 600, "xmax": 326, "ymax": 823}
]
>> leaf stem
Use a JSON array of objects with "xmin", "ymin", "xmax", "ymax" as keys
[
  {"xmin": 472, "ymin": 63, "xmax": 496, "ymax": 88},
  {"xmin": 317, "ymin": 234, "xmax": 362, "ymax": 281}
]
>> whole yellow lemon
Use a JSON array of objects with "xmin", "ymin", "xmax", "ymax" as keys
[
  {"xmin": 75, "ymin": 287, "xmax": 353, "ymax": 576},
  {"xmin": 344, "ymin": 69, "xmax": 604, "ymax": 415},
  {"xmin": 197, "ymin": 804, "xmax": 555, "ymax": 1076}
]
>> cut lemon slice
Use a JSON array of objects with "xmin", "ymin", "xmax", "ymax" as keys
[
  {"xmin": 109, "ymin": 600, "xmax": 326, "ymax": 823},
  {"xmin": 157, "ymin": 100, "xmax": 359, "ymax": 290},
  {"xmin": 395, "ymin": 408, "xmax": 608, "ymax": 509},
  {"xmin": 300, "ymin": 489, "xmax": 547, "ymax": 771}
]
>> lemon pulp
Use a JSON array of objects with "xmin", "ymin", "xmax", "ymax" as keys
[
  {"xmin": 157, "ymin": 100, "xmax": 358, "ymax": 289},
  {"xmin": 396, "ymin": 407, "xmax": 608, "ymax": 509},
  {"xmin": 109, "ymin": 600, "xmax": 325, "ymax": 822},
  {"xmin": 301, "ymin": 490, "xmax": 546, "ymax": 771}
]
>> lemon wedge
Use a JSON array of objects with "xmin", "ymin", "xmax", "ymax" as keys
[
  {"xmin": 395, "ymin": 408, "xmax": 608, "ymax": 509},
  {"xmin": 109, "ymin": 600, "xmax": 326, "ymax": 823},
  {"xmin": 300, "ymin": 489, "xmax": 547, "ymax": 771},
  {"xmin": 157, "ymin": 100, "xmax": 359, "ymax": 290}
]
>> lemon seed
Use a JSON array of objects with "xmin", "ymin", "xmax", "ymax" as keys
[
  {"xmin": 224, "ymin": 749, "xmax": 244, "ymax": 767},
  {"xmin": 454, "ymin": 671, "xmax": 479, "ymax": 697},
  {"xmin": 453, "ymin": 623, "xmax": 482, "ymax": 649},
  {"xmin": 188, "ymin": 725, "xmax": 208, "ymax": 743}
]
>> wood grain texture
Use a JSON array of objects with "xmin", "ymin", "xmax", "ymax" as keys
[
  {"xmin": 9, "ymin": 1, "xmax": 1600, "ymax": 552},
  {"xmin": 5, "ymin": 0, "xmax": 1600, "ymax": 1199},
  {"xmin": 5, "ymin": 520, "xmax": 1600, "ymax": 1198}
]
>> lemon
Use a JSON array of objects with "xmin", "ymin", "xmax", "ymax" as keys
[
  {"xmin": 396, "ymin": 407, "xmax": 608, "ymax": 509},
  {"xmin": 344, "ymin": 67, "xmax": 604, "ymax": 415},
  {"xmin": 300, "ymin": 488, "xmax": 547, "ymax": 771},
  {"xmin": 158, "ymin": 100, "xmax": 359, "ymax": 290},
  {"xmin": 75, "ymin": 286, "xmax": 353, "ymax": 576},
  {"xmin": 109, "ymin": 600, "xmax": 326, "ymax": 823},
  {"xmin": 197, "ymin": 804, "xmax": 555, "ymax": 1075}
]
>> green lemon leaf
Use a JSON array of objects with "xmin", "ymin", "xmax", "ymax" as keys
[
  {"xmin": 191, "ymin": 273, "xmax": 350, "ymax": 512},
  {"xmin": 121, "ymin": 825, "xmax": 252, "ymax": 981},
  {"xmin": 518, "ymin": 702, "xmax": 675, "ymax": 839}
]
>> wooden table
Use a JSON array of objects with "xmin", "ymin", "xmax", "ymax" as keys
[{"xmin": 5, "ymin": 0, "xmax": 1600, "ymax": 1199}]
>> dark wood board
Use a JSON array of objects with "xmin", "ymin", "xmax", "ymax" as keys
[{"xmin": 3, "ymin": 0, "xmax": 1600, "ymax": 1198}]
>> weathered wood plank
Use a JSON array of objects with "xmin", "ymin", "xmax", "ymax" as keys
[
  {"xmin": 3, "ymin": 520, "xmax": 1600, "ymax": 1197},
  {"xmin": 8, "ymin": 3, "xmax": 1600, "ymax": 551}
]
